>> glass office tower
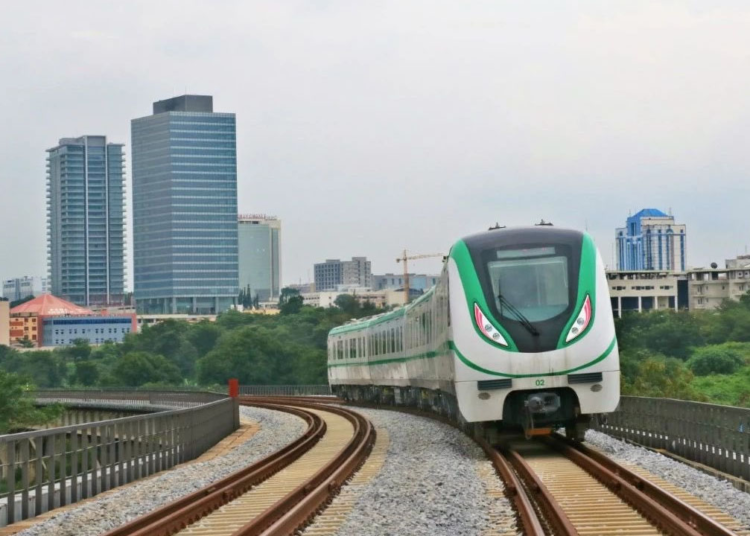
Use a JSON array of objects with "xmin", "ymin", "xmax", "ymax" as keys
[
  {"xmin": 47, "ymin": 136, "xmax": 126, "ymax": 306},
  {"xmin": 238, "ymin": 214, "xmax": 281, "ymax": 303},
  {"xmin": 131, "ymin": 95, "xmax": 239, "ymax": 314}
]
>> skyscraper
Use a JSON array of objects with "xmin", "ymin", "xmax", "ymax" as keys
[
  {"xmin": 238, "ymin": 214, "xmax": 281, "ymax": 303},
  {"xmin": 47, "ymin": 136, "xmax": 125, "ymax": 306},
  {"xmin": 131, "ymin": 95, "xmax": 239, "ymax": 314},
  {"xmin": 616, "ymin": 208, "xmax": 687, "ymax": 271}
]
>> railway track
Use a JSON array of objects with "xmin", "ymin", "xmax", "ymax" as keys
[
  {"xmin": 98, "ymin": 394, "xmax": 744, "ymax": 536},
  {"xmin": 102, "ymin": 399, "xmax": 374, "ymax": 536},
  {"xmin": 488, "ymin": 432, "xmax": 744, "ymax": 536}
]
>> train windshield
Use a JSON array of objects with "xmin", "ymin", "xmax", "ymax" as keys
[{"xmin": 486, "ymin": 248, "xmax": 569, "ymax": 322}]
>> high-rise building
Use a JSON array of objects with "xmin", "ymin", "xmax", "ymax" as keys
[
  {"xmin": 47, "ymin": 136, "xmax": 125, "ymax": 306},
  {"xmin": 314, "ymin": 257, "xmax": 372, "ymax": 291},
  {"xmin": 131, "ymin": 95, "xmax": 239, "ymax": 314},
  {"xmin": 616, "ymin": 209, "xmax": 687, "ymax": 271},
  {"xmin": 2, "ymin": 276, "xmax": 49, "ymax": 302},
  {"xmin": 238, "ymin": 214, "xmax": 281, "ymax": 303}
]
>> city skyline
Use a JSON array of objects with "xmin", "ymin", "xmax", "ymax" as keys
[{"xmin": 2, "ymin": 2, "xmax": 750, "ymax": 290}]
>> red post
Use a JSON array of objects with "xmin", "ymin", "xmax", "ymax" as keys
[{"xmin": 228, "ymin": 378, "xmax": 239, "ymax": 398}]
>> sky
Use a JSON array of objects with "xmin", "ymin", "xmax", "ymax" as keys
[{"xmin": 1, "ymin": 0, "xmax": 750, "ymax": 289}]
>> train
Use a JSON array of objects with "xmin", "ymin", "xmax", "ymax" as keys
[{"xmin": 327, "ymin": 226, "xmax": 620, "ymax": 441}]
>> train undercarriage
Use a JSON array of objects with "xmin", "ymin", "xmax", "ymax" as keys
[{"xmin": 332, "ymin": 384, "xmax": 590, "ymax": 442}]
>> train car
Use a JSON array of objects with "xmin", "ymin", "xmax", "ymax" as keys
[{"xmin": 328, "ymin": 226, "xmax": 620, "ymax": 440}]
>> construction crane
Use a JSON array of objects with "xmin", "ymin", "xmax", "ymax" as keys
[{"xmin": 396, "ymin": 250, "xmax": 444, "ymax": 304}]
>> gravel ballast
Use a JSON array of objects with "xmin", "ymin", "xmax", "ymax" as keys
[
  {"xmin": 586, "ymin": 429, "xmax": 750, "ymax": 529},
  {"xmin": 18, "ymin": 406, "xmax": 306, "ymax": 536},
  {"xmin": 327, "ymin": 408, "xmax": 517, "ymax": 536}
]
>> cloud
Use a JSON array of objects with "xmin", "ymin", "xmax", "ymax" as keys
[{"xmin": 1, "ymin": 0, "xmax": 749, "ymax": 289}]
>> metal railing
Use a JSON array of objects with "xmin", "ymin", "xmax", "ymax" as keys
[
  {"xmin": 1, "ymin": 392, "xmax": 238, "ymax": 526},
  {"xmin": 593, "ymin": 396, "xmax": 750, "ymax": 482},
  {"xmin": 238, "ymin": 384, "xmax": 332, "ymax": 396},
  {"xmin": 36, "ymin": 389, "xmax": 226, "ymax": 408}
]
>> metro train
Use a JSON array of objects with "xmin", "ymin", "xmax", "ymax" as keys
[{"xmin": 327, "ymin": 226, "xmax": 620, "ymax": 440}]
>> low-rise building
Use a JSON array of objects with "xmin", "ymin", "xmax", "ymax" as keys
[
  {"xmin": 0, "ymin": 299, "xmax": 9, "ymax": 346},
  {"xmin": 371, "ymin": 273, "xmax": 440, "ymax": 292},
  {"xmin": 314, "ymin": 257, "xmax": 372, "ymax": 291},
  {"xmin": 300, "ymin": 289, "xmax": 407, "ymax": 309},
  {"xmin": 606, "ymin": 270, "xmax": 688, "ymax": 317},
  {"xmin": 688, "ymin": 255, "xmax": 750, "ymax": 311},
  {"xmin": 10, "ymin": 294, "xmax": 136, "ymax": 348}
]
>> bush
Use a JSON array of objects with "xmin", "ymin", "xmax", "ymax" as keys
[{"xmin": 688, "ymin": 345, "xmax": 745, "ymax": 376}]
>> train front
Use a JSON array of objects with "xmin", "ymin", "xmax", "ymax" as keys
[{"xmin": 447, "ymin": 227, "xmax": 620, "ymax": 439}]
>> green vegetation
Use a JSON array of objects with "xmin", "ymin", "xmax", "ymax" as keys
[
  {"xmin": 0, "ymin": 293, "xmax": 381, "ymax": 391},
  {"xmin": 617, "ymin": 296, "xmax": 750, "ymax": 407},
  {"xmin": 2, "ymin": 287, "xmax": 750, "ymax": 409},
  {"xmin": 0, "ymin": 369, "xmax": 62, "ymax": 433}
]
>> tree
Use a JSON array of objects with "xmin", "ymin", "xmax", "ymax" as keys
[
  {"xmin": 74, "ymin": 361, "xmax": 100, "ymax": 386},
  {"xmin": 63, "ymin": 339, "xmax": 92, "ymax": 361},
  {"xmin": 625, "ymin": 356, "xmax": 704, "ymax": 400},
  {"xmin": 0, "ymin": 370, "xmax": 62, "ymax": 433},
  {"xmin": 111, "ymin": 352, "xmax": 182, "ymax": 387},
  {"xmin": 280, "ymin": 295, "xmax": 304, "ymax": 315},
  {"xmin": 187, "ymin": 321, "xmax": 224, "ymax": 357},
  {"xmin": 2, "ymin": 351, "xmax": 66, "ymax": 388},
  {"xmin": 688, "ymin": 345, "xmax": 746, "ymax": 376},
  {"xmin": 197, "ymin": 326, "xmax": 282, "ymax": 385},
  {"xmin": 278, "ymin": 287, "xmax": 300, "ymax": 305},
  {"xmin": 334, "ymin": 294, "xmax": 360, "ymax": 316}
]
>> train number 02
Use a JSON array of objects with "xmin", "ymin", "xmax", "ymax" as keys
[{"xmin": 535, "ymin": 379, "xmax": 545, "ymax": 387}]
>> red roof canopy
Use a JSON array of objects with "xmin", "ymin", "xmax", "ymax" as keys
[{"xmin": 10, "ymin": 294, "xmax": 93, "ymax": 316}]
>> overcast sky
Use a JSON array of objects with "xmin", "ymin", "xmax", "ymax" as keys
[{"xmin": 2, "ymin": 0, "xmax": 749, "ymax": 289}]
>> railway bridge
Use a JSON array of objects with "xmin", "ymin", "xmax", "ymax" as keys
[{"xmin": 0, "ymin": 386, "xmax": 748, "ymax": 535}]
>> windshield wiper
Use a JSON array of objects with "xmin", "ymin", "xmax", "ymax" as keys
[{"xmin": 497, "ymin": 292, "xmax": 540, "ymax": 337}]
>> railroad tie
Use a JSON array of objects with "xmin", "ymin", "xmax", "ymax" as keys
[
  {"xmin": 302, "ymin": 428, "xmax": 390, "ymax": 535},
  {"xmin": 177, "ymin": 409, "xmax": 355, "ymax": 536}
]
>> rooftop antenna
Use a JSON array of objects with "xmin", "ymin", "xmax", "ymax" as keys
[
  {"xmin": 535, "ymin": 219, "xmax": 553, "ymax": 226},
  {"xmin": 488, "ymin": 222, "xmax": 505, "ymax": 231}
]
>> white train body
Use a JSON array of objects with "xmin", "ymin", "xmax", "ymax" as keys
[{"xmin": 328, "ymin": 227, "xmax": 620, "ymax": 435}]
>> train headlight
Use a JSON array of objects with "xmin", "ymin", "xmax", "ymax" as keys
[
  {"xmin": 565, "ymin": 295, "xmax": 592, "ymax": 343},
  {"xmin": 474, "ymin": 304, "xmax": 508, "ymax": 346}
]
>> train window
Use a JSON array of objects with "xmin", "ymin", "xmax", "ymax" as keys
[
  {"xmin": 350, "ymin": 338, "xmax": 356, "ymax": 359},
  {"xmin": 337, "ymin": 340, "xmax": 344, "ymax": 360},
  {"xmin": 487, "ymin": 252, "xmax": 569, "ymax": 322},
  {"xmin": 391, "ymin": 328, "xmax": 396, "ymax": 353}
]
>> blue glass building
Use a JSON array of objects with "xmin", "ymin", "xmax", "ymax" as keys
[
  {"xmin": 47, "ymin": 136, "xmax": 126, "ymax": 306},
  {"xmin": 616, "ymin": 208, "xmax": 687, "ymax": 271},
  {"xmin": 131, "ymin": 95, "xmax": 239, "ymax": 314},
  {"xmin": 238, "ymin": 215, "xmax": 281, "ymax": 303}
]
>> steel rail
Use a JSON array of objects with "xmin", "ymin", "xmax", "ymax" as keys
[
  {"xmin": 342, "ymin": 400, "xmax": 548, "ymax": 536},
  {"xmin": 232, "ymin": 403, "xmax": 375, "ymax": 535},
  {"xmin": 543, "ymin": 435, "xmax": 707, "ymax": 536},
  {"xmin": 102, "ymin": 401, "xmax": 326, "ymax": 536},
  {"xmin": 499, "ymin": 444, "xmax": 579, "ymax": 536},
  {"xmin": 473, "ymin": 436, "xmax": 545, "ymax": 536},
  {"xmin": 549, "ymin": 434, "xmax": 738, "ymax": 536},
  {"xmin": 238, "ymin": 395, "xmax": 344, "ymax": 405}
]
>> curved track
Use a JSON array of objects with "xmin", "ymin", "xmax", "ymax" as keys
[{"xmin": 103, "ymin": 399, "xmax": 374, "ymax": 536}]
